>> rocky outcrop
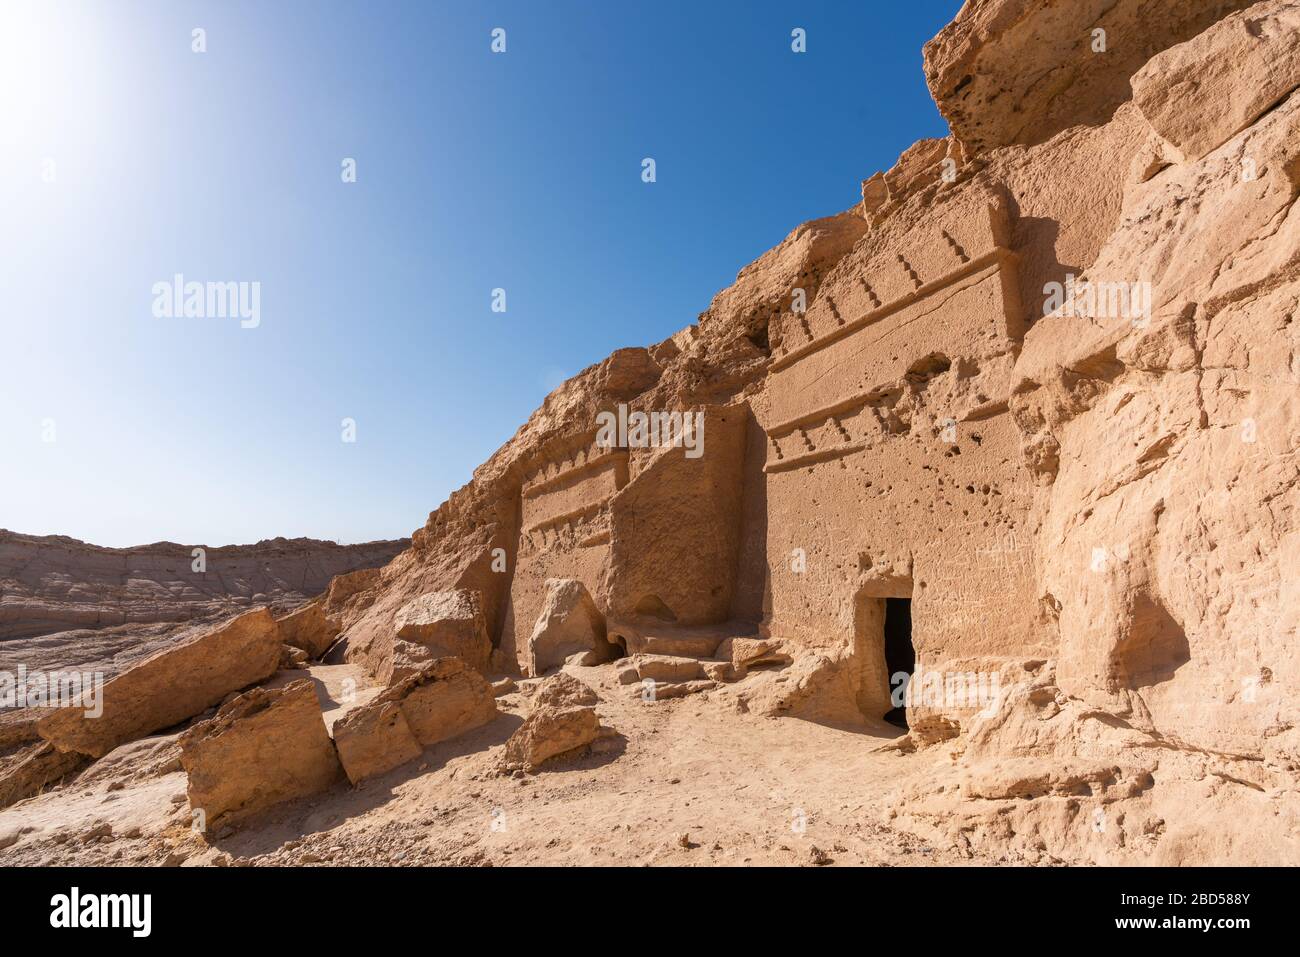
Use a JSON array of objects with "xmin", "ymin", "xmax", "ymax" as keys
[
  {"xmin": 35, "ymin": 608, "xmax": 282, "ymax": 758},
  {"xmin": 923, "ymin": 0, "xmax": 1256, "ymax": 153},
  {"xmin": 525, "ymin": 579, "xmax": 615, "ymax": 676},
  {"xmin": 179, "ymin": 679, "xmax": 342, "ymax": 827},
  {"xmin": 0, "ymin": 530, "xmax": 406, "ymax": 642},
  {"xmin": 1131, "ymin": 0, "xmax": 1300, "ymax": 163},
  {"xmin": 5, "ymin": 0, "xmax": 1296, "ymax": 867}
]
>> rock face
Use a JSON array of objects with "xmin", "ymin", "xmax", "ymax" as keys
[
  {"xmin": 1130, "ymin": 0, "xmax": 1300, "ymax": 163},
  {"xmin": 526, "ymin": 579, "xmax": 615, "ymax": 676},
  {"xmin": 0, "ymin": 529, "xmax": 407, "ymax": 642},
  {"xmin": 179, "ymin": 679, "xmax": 342, "ymax": 826},
  {"xmin": 35, "ymin": 608, "xmax": 282, "ymax": 758},
  {"xmin": 286, "ymin": 0, "xmax": 1300, "ymax": 864},
  {"xmin": 4, "ymin": 1, "xmax": 1295, "ymax": 866},
  {"xmin": 923, "ymin": 0, "xmax": 1256, "ymax": 154}
]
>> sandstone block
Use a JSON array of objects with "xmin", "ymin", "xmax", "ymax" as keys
[
  {"xmin": 1132, "ymin": 0, "xmax": 1300, "ymax": 162},
  {"xmin": 36, "ymin": 608, "xmax": 282, "ymax": 758},
  {"xmin": 526, "ymin": 579, "xmax": 614, "ymax": 676},
  {"xmin": 375, "ymin": 657, "xmax": 497, "ymax": 747},
  {"xmin": 532, "ymin": 672, "xmax": 598, "ymax": 709},
  {"xmin": 179, "ymin": 679, "xmax": 342, "ymax": 826},
  {"xmin": 502, "ymin": 706, "xmax": 600, "ymax": 770},
  {"xmin": 630, "ymin": 654, "xmax": 705, "ymax": 683},
  {"xmin": 332, "ymin": 699, "xmax": 422, "ymax": 785},
  {"xmin": 393, "ymin": 590, "xmax": 492, "ymax": 676},
  {"xmin": 275, "ymin": 600, "xmax": 339, "ymax": 658}
]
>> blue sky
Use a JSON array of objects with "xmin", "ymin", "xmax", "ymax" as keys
[{"xmin": 0, "ymin": 0, "xmax": 959, "ymax": 547}]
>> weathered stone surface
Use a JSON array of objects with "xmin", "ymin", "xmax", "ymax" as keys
[
  {"xmin": 179, "ymin": 679, "xmax": 341, "ymax": 826},
  {"xmin": 532, "ymin": 672, "xmax": 598, "ymax": 710},
  {"xmin": 923, "ymin": 0, "xmax": 1255, "ymax": 154},
  {"xmin": 502, "ymin": 706, "xmax": 600, "ymax": 770},
  {"xmin": 332, "ymin": 700, "xmax": 422, "ymax": 785},
  {"xmin": 374, "ymin": 657, "xmax": 497, "ymax": 747},
  {"xmin": 354, "ymin": 590, "xmax": 492, "ymax": 684},
  {"xmin": 1132, "ymin": 0, "xmax": 1300, "ymax": 162},
  {"xmin": 526, "ymin": 579, "xmax": 614, "ymax": 676},
  {"xmin": 276, "ymin": 600, "xmax": 339, "ymax": 659},
  {"xmin": 0, "ymin": 741, "xmax": 88, "ymax": 809},
  {"xmin": 36, "ymin": 608, "xmax": 283, "ymax": 758}
]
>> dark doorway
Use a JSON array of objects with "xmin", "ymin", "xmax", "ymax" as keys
[{"xmin": 882, "ymin": 597, "xmax": 914, "ymax": 728}]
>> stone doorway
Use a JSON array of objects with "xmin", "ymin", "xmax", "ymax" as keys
[
  {"xmin": 852, "ymin": 587, "xmax": 916, "ymax": 728},
  {"xmin": 882, "ymin": 598, "xmax": 915, "ymax": 728}
]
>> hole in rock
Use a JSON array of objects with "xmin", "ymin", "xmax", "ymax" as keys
[
  {"xmin": 904, "ymin": 352, "xmax": 951, "ymax": 386},
  {"xmin": 883, "ymin": 597, "xmax": 915, "ymax": 729}
]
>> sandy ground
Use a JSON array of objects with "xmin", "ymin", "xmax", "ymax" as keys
[{"xmin": 0, "ymin": 662, "xmax": 998, "ymax": 867}]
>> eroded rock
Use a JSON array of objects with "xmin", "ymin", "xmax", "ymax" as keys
[
  {"xmin": 179, "ymin": 679, "xmax": 342, "ymax": 827},
  {"xmin": 526, "ymin": 579, "xmax": 615, "ymax": 676},
  {"xmin": 36, "ymin": 608, "xmax": 283, "ymax": 758}
]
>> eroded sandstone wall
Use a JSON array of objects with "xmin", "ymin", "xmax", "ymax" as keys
[{"xmin": 311, "ymin": 0, "xmax": 1299, "ymax": 862}]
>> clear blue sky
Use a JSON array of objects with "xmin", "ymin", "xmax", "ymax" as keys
[{"xmin": 0, "ymin": 0, "xmax": 960, "ymax": 547}]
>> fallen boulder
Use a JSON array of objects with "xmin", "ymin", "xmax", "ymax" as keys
[
  {"xmin": 374, "ymin": 657, "xmax": 497, "ymax": 747},
  {"xmin": 275, "ymin": 600, "xmax": 339, "ymax": 658},
  {"xmin": 0, "ymin": 741, "xmax": 89, "ymax": 809},
  {"xmin": 36, "ymin": 608, "xmax": 282, "ymax": 758},
  {"xmin": 179, "ymin": 678, "xmax": 342, "ymax": 827},
  {"xmin": 527, "ymin": 579, "xmax": 616, "ymax": 676},
  {"xmin": 390, "ymin": 590, "xmax": 492, "ymax": 679},
  {"xmin": 332, "ymin": 699, "xmax": 422, "ymax": 785},
  {"xmin": 532, "ymin": 672, "xmax": 598, "ymax": 709},
  {"xmin": 502, "ymin": 706, "xmax": 600, "ymax": 771}
]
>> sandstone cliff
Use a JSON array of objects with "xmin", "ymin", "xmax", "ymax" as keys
[
  {"xmin": 0, "ymin": 530, "xmax": 406, "ymax": 641},
  {"xmin": 2, "ymin": 0, "xmax": 1296, "ymax": 867},
  {"xmin": 304, "ymin": 0, "xmax": 1300, "ymax": 864}
]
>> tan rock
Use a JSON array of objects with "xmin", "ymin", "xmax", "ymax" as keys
[
  {"xmin": 332, "ymin": 700, "xmax": 422, "ymax": 785},
  {"xmin": 391, "ymin": 590, "xmax": 492, "ymax": 678},
  {"xmin": 374, "ymin": 657, "xmax": 497, "ymax": 747},
  {"xmin": 526, "ymin": 579, "xmax": 614, "ymax": 676},
  {"xmin": 532, "ymin": 672, "xmax": 598, "ymax": 709},
  {"xmin": 179, "ymin": 679, "xmax": 342, "ymax": 826},
  {"xmin": 923, "ymin": 0, "xmax": 1255, "ymax": 154},
  {"xmin": 627, "ymin": 654, "xmax": 705, "ymax": 683},
  {"xmin": 279, "ymin": 644, "xmax": 310, "ymax": 669},
  {"xmin": 275, "ymin": 600, "xmax": 339, "ymax": 658},
  {"xmin": 0, "ymin": 741, "xmax": 88, "ymax": 809},
  {"xmin": 502, "ymin": 706, "xmax": 600, "ymax": 770},
  {"xmin": 1131, "ymin": 0, "xmax": 1300, "ymax": 162},
  {"xmin": 36, "ymin": 608, "xmax": 283, "ymax": 758}
]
